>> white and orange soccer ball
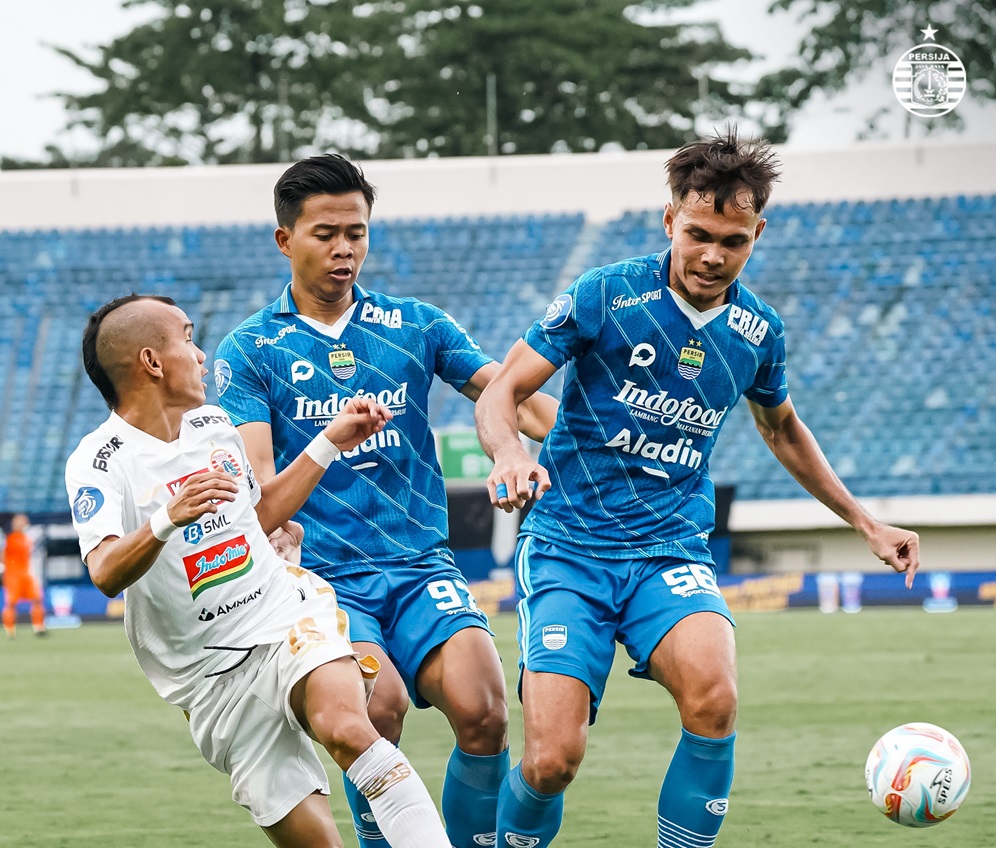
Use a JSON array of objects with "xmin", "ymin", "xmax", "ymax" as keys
[{"xmin": 865, "ymin": 722, "xmax": 971, "ymax": 827}]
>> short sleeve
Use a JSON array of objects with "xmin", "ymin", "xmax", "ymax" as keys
[
  {"xmin": 214, "ymin": 332, "xmax": 273, "ymax": 426},
  {"xmin": 744, "ymin": 322, "xmax": 789, "ymax": 407},
  {"xmin": 523, "ymin": 268, "xmax": 605, "ymax": 368},
  {"xmin": 65, "ymin": 451, "xmax": 127, "ymax": 562},
  {"xmin": 425, "ymin": 305, "xmax": 493, "ymax": 390}
]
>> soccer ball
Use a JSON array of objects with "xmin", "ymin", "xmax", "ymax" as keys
[{"xmin": 865, "ymin": 722, "xmax": 971, "ymax": 827}]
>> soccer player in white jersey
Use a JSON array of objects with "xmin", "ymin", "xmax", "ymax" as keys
[
  {"xmin": 475, "ymin": 129, "xmax": 922, "ymax": 847},
  {"xmin": 215, "ymin": 154, "xmax": 559, "ymax": 848},
  {"xmin": 64, "ymin": 294, "xmax": 452, "ymax": 848}
]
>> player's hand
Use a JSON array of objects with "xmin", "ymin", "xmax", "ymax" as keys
[
  {"xmin": 269, "ymin": 520, "xmax": 304, "ymax": 565},
  {"xmin": 323, "ymin": 396, "xmax": 394, "ymax": 452},
  {"xmin": 168, "ymin": 470, "xmax": 238, "ymax": 525},
  {"xmin": 488, "ymin": 446, "xmax": 551, "ymax": 513},
  {"xmin": 865, "ymin": 522, "xmax": 920, "ymax": 589}
]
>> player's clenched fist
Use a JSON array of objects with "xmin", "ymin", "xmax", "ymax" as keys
[
  {"xmin": 322, "ymin": 396, "xmax": 394, "ymax": 452},
  {"xmin": 168, "ymin": 470, "xmax": 239, "ymax": 525}
]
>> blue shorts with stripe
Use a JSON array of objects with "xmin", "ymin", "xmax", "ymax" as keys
[
  {"xmin": 514, "ymin": 534, "xmax": 735, "ymax": 723},
  {"xmin": 331, "ymin": 551, "xmax": 492, "ymax": 708}
]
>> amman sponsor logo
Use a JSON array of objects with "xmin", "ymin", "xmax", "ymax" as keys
[
  {"xmin": 198, "ymin": 586, "xmax": 263, "ymax": 622},
  {"xmin": 610, "ymin": 288, "xmax": 663, "ymax": 311},
  {"xmin": 727, "ymin": 305, "xmax": 769, "ymax": 345},
  {"xmin": 605, "ymin": 429, "xmax": 703, "ymax": 470},
  {"xmin": 293, "ymin": 383, "xmax": 409, "ymax": 425},
  {"xmin": 612, "ymin": 380, "xmax": 727, "ymax": 435}
]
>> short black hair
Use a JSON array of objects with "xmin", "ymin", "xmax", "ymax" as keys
[
  {"xmin": 274, "ymin": 153, "xmax": 377, "ymax": 229},
  {"xmin": 666, "ymin": 127, "xmax": 781, "ymax": 214},
  {"xmin": 82, "ymin": 294, "xmax": 176, "ymax": 410}
]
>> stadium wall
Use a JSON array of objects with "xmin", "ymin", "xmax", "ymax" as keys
[{"xmin": 2, "ymin": 139, "xmax": 996, "ymax": 230}]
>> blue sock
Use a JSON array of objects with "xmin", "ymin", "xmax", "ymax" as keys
[
  {"xmin": 496, "ymin": 763, "xmax": 564, "ymax": 848},
  {"xmin": 658, "ymin": 728, "xmax": 736, "ymax": 847},
  {"xmin": 442, "ymin": 745, "xmax": 511, "ymax": 848},
  {"xmin": 343, "ymin": 773, "xmax": 390, "ymax": 847}
]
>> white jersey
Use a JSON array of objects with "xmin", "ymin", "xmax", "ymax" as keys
[{"xmin": 65, "ymin": 405, "xmax": 316, "ymax": 709}]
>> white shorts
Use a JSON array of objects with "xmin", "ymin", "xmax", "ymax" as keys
[{"xmin": 187, "ymin": 590, "xmax": 357, "ymax": 827}]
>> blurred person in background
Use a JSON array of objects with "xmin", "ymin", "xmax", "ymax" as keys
[{"xmin": 2, "ymin": 513, "xmax": 47, "ymax": 638}]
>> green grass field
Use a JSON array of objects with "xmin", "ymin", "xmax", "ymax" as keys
[{"xmin": 1, "ymin": 608, "xmax": 993, "ymax": 847}]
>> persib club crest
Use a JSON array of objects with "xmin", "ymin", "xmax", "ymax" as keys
[
  {"xmin": 893, "ymin": 24, "xmax": 966, "ymax": 118},
  {"xmin": 328, "ymin": 344, "xmax": 357, "ymax": 379},
  {"xmin": 677, "ymin": 340, "xmax": 705, "ymax": 380}
]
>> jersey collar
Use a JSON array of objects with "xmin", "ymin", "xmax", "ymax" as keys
[{"xmin": 275, "ymin": 282, "xmax": 371, "ymax": 315}]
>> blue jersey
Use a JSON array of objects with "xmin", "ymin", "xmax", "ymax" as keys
[
  {"xmin": 522, "ymin": 250, "xmax": 788, "ymax": 557},
  {"xmin": 215, "ymin": 283, "xmax": 491, "ymax": 578}
]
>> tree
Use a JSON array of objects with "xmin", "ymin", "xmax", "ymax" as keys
[
  {"xmin": 364, "ymin": 0, "xmax": 755, "ymax": 157},
  {"xmin": 35, "ymin": 0, "xmax": 758, "ymax": 165},
  {"xmin": 756, "ymin": 0, "xmax": 995, "ymax": 139},
  {"xmin": 50, "ymin": 0, "xmax": 387, "ymax": 165}
]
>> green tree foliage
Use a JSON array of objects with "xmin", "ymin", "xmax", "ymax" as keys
[
  {"xmin": 756, "ymin": 0, "xmax": 994, "ymax": 138},
  {"xmin": 36, "ymin": 0, "xmax": 757, "ymax": 165},
  {"xmin": 363, "ymin": 0, "xmax": 754, "ymax": 157}
]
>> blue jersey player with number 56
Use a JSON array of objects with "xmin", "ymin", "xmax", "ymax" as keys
[
  {"xmin": 475, "ymin": 128, "xmax": 921, "ymax": 848},
  {"xmin": 215, "ymin": 154, "xmax": 557, "ymax": 848}
]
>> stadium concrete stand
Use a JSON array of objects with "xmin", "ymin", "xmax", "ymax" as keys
[{"xmin": 1, "ymin": 140, "xmax": 994, "ymax": 577}]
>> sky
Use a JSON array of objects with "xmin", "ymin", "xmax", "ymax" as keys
[{"xmin": 0, "ymin": 0, "xmax": 992, "ymax": 162}]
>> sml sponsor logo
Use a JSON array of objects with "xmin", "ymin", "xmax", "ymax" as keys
[
  {"xmin": 184, "ymin": 513, "xmax": 232, "ymax": 545},
  {"xmin": 613, "ymin": 380, "xmax": 727, "ymax": 436},
  {"xmin": 360, "ymin": 302, "xmax": 403, "ymax": 329},
  {"xmin": 92, "ymin": 436, "xmax": 124, "ymax": 471},
  {"xmin": 727, "ymin": 305, "xmax": 769, "ymax": 345},
  {"xmin": 255, "ymin": 325, "xmax": 298, "ymax": 348},
  {"xmin": 610, "ymin": 288, "xmax": 662, "ymax": 311},
  {"xmin": 293, "ymin": 383, "xmax": 409, "ymax": 425}
]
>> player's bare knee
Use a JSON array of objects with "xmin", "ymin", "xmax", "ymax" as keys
[
  {"xmin": 450, "ymin": 696, "xmax": 509, "ymax": 754},
  {"xmin": 310, "ymin": 706, "xmax": 379, "ymax": 767},
  {"xmin": 366, "ymin": 686, "xmax": 409, "ymax": 743},
  {"xmin": 522, "ymin": 743, "xmax": 584, "ymax": 794},
  {"xmin": 680, "ymin": 678, "xmax": 738, "ymax": 736}
]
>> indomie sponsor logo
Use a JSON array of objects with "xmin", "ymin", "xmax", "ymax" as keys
[
  {"xmin": 612, "ymin": 380, "xmax": 727, "ymax": 435},
  {"xmin": 293, "ymin": 383, "xmax": 409, "ymax": 423},
  {"xmin": 92, "ymin": 436, "xmax": 124, "ymax": 471},
  {"xmin": 727, "ymin": 304, "xmax": 769, "ymax": 345},
  {"xmin": 182, "ymin": 535, "xmax": 254, "ymax": 600},
  {"xmin": 255, "ymin": 325, "xmax": 298, "ymax": 348},
  {"xmin": 360, "ymin": 302, "xmax": 403, "ymax": 329}
]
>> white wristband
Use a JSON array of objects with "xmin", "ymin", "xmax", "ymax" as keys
[
  {"xmin": 304, "ymin": 433, "xmax": 341, "ymax": 469},
  {"xmin": 150, "ymin": 504, "xmax": 179, "ymax": 542}
]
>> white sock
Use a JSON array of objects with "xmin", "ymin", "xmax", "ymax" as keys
[{"xmin": 346, "ymin": 738, "xmax": 450, "ymax": 848}]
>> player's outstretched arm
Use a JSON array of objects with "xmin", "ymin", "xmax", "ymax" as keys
[
  {"xmin": 254, "ymin": 396, "xmax": 393, "ymax": 534},
  {"xmin": 86, "ymin": 470, "xmax": 239, "ymax": 597},
  {"xmin": 461, "ymin": 360, "xmax": 560, "ymax": 442},
  {"xmin": 748, "ymin": 397, "xmax": 919, "ymax": 587},
  {"xmin": 475, "ymin": 340, "xmax": 557, "ymax": 512}
]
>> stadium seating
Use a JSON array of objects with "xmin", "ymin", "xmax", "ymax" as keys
[{"xmin": 1, "ymin": 196, "xmax": 993, "ymax": 513}]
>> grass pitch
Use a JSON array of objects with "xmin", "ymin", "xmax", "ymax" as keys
[{"xmin": 1, "ymin": 608, "xmax": 992, "ymax": 847}]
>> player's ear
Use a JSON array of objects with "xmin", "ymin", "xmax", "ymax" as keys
[
  {"xmin": 139, "ymin": 347, "xmax": 164, "ymax": 379},
  {"xmin": 274, "ymin": 226, "xmax": 292, "ymax": 258},
  {"xmin": 663, "ymin": 203, "xmax": 675, "ymax": 239},
  {"xmin": 753, "ymin": 217, "xmax": 767, "ymax": 241}
]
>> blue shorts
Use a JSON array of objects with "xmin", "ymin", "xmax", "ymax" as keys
[
  {"xmin": 515, "ymin": 535, "xmax": 735, "ymax": 724},
  {"xmin": 331, "ymin": 551, "xmax": 492, "ymax": 708}
]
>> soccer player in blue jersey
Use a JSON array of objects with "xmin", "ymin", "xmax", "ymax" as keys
[
  {"xmin": 215, "ymin": 154, "xmax": 557, "ymax": 848},
  {"xmin": 474, "ymin": 128, "xmax": 921, "ymax": 847}
]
